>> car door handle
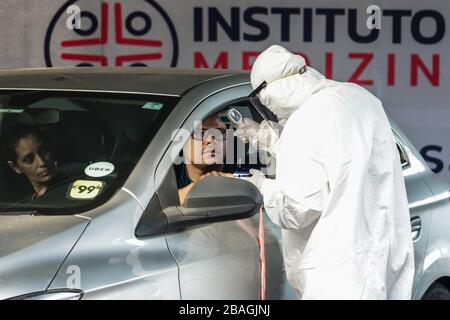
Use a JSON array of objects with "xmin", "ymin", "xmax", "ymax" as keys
[{"xmin": 410, "ymin": 216, "xmax": 421, "ymax": 241}]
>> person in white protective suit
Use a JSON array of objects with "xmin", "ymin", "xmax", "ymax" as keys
[{"xmin": 235, "ymin": 45, "xmax": 414, "ymax": 300}]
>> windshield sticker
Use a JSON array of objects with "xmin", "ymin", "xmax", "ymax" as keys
[
  {"xmin": 68, "ymin": 180, "xmax": 105, "ymax": 200},
  {"xmin": 0, "ymin": 108, "xmax": 24, "ymax": 113},
  {"xmin": 142, "ymin": 102, "xmax": 163, "ymax": 110},
  {"xmin": 85, "ymin": 162, "xmax": 115, "ymax": 178}
]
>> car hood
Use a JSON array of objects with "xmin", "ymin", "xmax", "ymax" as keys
[{"xmin": 0, "ymin": 214, "xmax": 90, "ymax": 299}]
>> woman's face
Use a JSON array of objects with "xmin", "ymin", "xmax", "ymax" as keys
[
  {"xmin": 8, "ymin": 134, "xmax": 57, "ymax": 186},
  {"xmin": 184, "ymin": 114, "xmax": 227, "ymax": 166}
]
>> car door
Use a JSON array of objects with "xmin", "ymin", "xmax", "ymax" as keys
[
  {"xmin": 153, "ymin": 85, "xmax": 285, "ymax": 299},
  {"xmin": 392, "ymin": 128, "xmax": 434, "ymax": 296}
]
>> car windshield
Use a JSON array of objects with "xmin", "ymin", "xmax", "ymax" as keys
[{"xmin": 0, "ymin": 90, "xmax": 179, "ymax": 214}]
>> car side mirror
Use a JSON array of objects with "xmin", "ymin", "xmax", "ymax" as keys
[
  {"xmin": 135, "ymin": 176, "xmax": 263, "ymax": 237},
  {"xmin": 181, "ymin": 176, "xmax": 262, "ymax": 218},
  {"xmin": 166, "ymin": 176, "xmax": 263, "ymax": 232}
]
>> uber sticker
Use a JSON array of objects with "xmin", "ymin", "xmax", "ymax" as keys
[
  {"xmin": 85, "ymin": 162, "xmax": 115, "ymax": 178},
  {"xmin": 68, "ymin": 180, "xmax": 105, "ymax": 200}
]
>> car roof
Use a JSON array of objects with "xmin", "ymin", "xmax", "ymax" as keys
[{"xmin": 0, "ymin": 67, "xmax": 247, "ymax": 96}]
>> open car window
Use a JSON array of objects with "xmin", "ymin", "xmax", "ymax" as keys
[{"xmin": 0, "ymin": 90, "xmax": 179, "ymax": 214}]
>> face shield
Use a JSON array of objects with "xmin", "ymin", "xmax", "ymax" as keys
[{"xmin": 248, "ymin": 81, "xmax": 268, "ymax": 121}]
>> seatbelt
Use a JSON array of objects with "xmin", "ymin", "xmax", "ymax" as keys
[{"xmin": 259, "ymin": 206, "xmax": 266, "ymax": 300}]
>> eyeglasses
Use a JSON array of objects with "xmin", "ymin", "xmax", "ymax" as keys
[
  {"xmin": 248, "ymin": 81, "xmax": 268, "ymax": 121},
  {"xmin": 192, "ymin": 128, "xmax": 228, "ymax": 141}
]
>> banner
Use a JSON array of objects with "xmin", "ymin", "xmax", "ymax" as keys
[{"xmin": 1, "ymin": 0, "xmax": 449, "ymax": 183}]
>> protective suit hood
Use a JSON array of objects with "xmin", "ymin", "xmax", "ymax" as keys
[{"xmin": 250, "ymin": 45, "xmax": 325, "ymax": 123}]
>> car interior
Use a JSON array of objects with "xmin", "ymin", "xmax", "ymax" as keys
[
  {"xmin": 170, "ymin": 99, "xmax": 278, "ymax": 207},
  {"xmin": 0, "ymin": 91, "xmax": 176, "ymax": 212}
]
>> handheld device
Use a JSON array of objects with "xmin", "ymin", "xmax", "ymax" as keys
[
  {"xmin": 217, "ymin": 108, "xmax": 246, "ymax": 167},
  {"xmin": 217, "ymin": 108, "xmax": 244, "ymax": 129}
]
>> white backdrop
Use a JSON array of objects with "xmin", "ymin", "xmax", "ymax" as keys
[{"xmin": 1, "ymin": 0, "xmax": 449, "ymax": 182}]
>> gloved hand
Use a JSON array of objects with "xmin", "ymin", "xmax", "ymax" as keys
[
  {"xmin": 233, "ymin": 117, "xmax": 261, "ymax": 144},
  {"xmin": 240, "ymin": 169, "xmax": 266, "ymax": 190}
]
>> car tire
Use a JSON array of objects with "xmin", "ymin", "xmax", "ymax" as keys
[{"xmin": 422, "ymin": 283, "xmax": 450, "ymax": 300}]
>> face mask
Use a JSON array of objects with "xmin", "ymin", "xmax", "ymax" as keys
[{"xmin": 268, "ymin": 106, "xmax": 294, "ymax": 123}]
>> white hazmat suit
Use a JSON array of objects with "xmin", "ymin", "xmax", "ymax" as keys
[{"xmin": 240, "ymin": 45, "xmax": 414, "ymax": 300}]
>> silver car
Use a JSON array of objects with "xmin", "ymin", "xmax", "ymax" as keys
[{"xmin": 0, "ymin": 68, "xmax": 449, "ymax": 300}]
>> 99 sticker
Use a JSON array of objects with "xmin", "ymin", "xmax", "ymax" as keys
[{"xmin": 68, "ymin": 180, "xmax": 105, "ymax": 200}]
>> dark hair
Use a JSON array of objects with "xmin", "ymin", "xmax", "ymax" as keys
[{"xmin": 1, "ymin": 124, "xmax": 49, "ymax": 163}]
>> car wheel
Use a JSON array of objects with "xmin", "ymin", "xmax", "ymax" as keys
[{"xmin": 422, "ymin": 283, "xmax": 450, "ymax": 300}]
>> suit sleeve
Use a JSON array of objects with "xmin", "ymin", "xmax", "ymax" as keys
[{"xmin": 260, "ymin": 108, "xmax": 329, "ymax": 230}]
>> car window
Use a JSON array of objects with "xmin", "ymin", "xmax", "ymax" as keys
[
  {"xmin": 173, "ymin": 99, "xmax": 272, "ymax": 206},
  {"xmin": 0, "ymin": 90, "xmax": 179, "ymax": 214}
]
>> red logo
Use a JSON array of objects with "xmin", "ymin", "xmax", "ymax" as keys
[{"xmin": 45, "ymin": 0, "xmax": 178, "ymax": 67}]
